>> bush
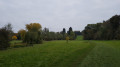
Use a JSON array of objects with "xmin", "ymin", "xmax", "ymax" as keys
[
  {"xmin": 0, "ymin": 23, "xmax": 13, "ymax": 50},
  {"xmin": 0, "ymin": 28, "xmax": 10, "ymax": 50},
  {"xmin": 12, "ymin": 36, "xmax": 17, "ymax": 40},
  {"xmin": 24, "ymin": 31, "xmax": 42, "ymax": 45}
]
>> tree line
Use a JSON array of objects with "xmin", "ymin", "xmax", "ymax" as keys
[
  {"xmin": 83, "ymin": 15, "xmax": 120, "ymax": 40},
  {"xmin": 18, "ymin": 23, "xmax": 80, "ymax": 44},
  {"xmin": 0, "ymin": 23, "xmax": 81, "ymax": 50}
]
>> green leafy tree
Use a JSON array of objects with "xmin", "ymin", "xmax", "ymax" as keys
[
  {"xmin": 69, "ymin": 31, "xmax": 75, "ymax": 40},
  {"xmin": 83, "ymin": 15, "xmax": 120, "ymax": 40},
  {"xmin": 24, "ymin": 23, "xmax": 42, "ymax": 45},
  {"xmin": 0, "ymin": 23, "xmax": 13, "ymax": 50},
  {"xmin": 18, "ymin": 29, "xmax": 26, "ymax": 41}
]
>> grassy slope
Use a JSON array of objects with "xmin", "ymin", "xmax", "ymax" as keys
[
  {"xmin": 0, "ymin": 40, "xmax": 95, "ymax": 67},
  {"xmin": 80, "ymin": 41, "xmax": 120, "ymax": 67},
  {"xmin": 0, "ymin": 36, "xmax": 120, "ymax": 67}
]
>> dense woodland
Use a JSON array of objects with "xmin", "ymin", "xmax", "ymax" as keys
[{"xmin": 83, "ymin": 15, "xmax": 120, "ymax": 40}]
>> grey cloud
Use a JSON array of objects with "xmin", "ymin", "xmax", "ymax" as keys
[{"xmin": 0, "ymin": 0, "xmax": 120, "ymax": 32}]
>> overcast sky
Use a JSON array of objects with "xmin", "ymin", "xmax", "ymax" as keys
[{"xmin": 0, "ymin": 0, "xmax": 120, "ymax": 32}]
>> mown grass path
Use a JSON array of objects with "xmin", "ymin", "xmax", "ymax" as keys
[{"xmin": 80, "ymin": 41, "xmax": 120, "ymax": 67}]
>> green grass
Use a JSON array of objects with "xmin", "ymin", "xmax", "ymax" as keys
[
  {"xmin": 10, "ymin": 40, "xmax": 22, "ymax": 44},
  {"xmin": 0, "ymin": 40, "xmax": 95, "ymax": 67},
  {"xmin": 80, "ymin": 41, "xmax": 120, "ymax": 67},
  {"xmin": 0, "ymin": 38, "xmax": 120, "ymax": 67},
  {"xmin": 76, "ymin": 36, "xmax": 83, "ymax": 41},
  {"xmin": 9, "ymin": 40, "xmax": 25, "ymax": 48}
]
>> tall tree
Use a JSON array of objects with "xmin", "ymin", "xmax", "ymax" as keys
[
  {"xmin": 68, "ymin": 27, "xmax": 72, "ymax": 35},
  {"xmin": 83, "ymin": 15, "xmax": 120, "ymax": 40},
  {"xmin": 18, "ymin": 29, "xmax": 26, "ymax": 41},
  {"xmin": 63, "ymin": 28, "xmax": 66, "ymax": 34},
  {"xmin": 0, "ymin": 23, "xmax": 13, "ymax": 50},
  {"xmin": 62, "ymin": 28, "xmax": 66, "ymax": 39},
  {"xmin": 24, "ymin": 23, "xmax": 42, "ymax": 45}
]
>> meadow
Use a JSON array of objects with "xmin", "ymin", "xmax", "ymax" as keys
[{"xmin": 0, "ymin": 36, "xmax": 120, "ymax": 67}]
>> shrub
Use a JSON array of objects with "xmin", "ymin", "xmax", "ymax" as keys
[
  {"xmin": 12, "ymin": 36, "xmax": 17, "ymax": 40},
  {"xmin": 66, "ymin": 36, "xmax": 69, "ymax": 43},
  {"xmin": 0, "ymin": 28, "xmax": 10, "ymax": 50},
  {"xmin": 0, "ymin": 23, "xmax": 13, "ymax": 50}
]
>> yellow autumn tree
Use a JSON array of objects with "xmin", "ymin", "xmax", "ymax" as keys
[
  {"xmin": 18, "ymin": 29, "xmax": 26, "ymax": 40},
  {"xmin": 24, "ymin": 23, "xmax": 42, "ymax": 44},
  {"xmin": 66, "ymin": 36, "xmax": 69, "ymax": 43},
  {"xmin": 12, "ymin": 36, "xmax": 17, "ymax": 40},
  {"xmin": 26, "ymin": 23, "xmax": 42, "ymax": 31}
]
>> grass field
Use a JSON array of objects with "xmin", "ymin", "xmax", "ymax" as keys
[{"xmin": 0, "ymin": 36, "xmax": 120, "ymax": 67}]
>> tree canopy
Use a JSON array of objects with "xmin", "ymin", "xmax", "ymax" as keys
[
  {"xmin": 83, "ymin": 15, "xmax": 120, "ymax": 40},
  {"xmin": 26, "ymin": 23, "xmax": 42, "ymax": 32}
]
